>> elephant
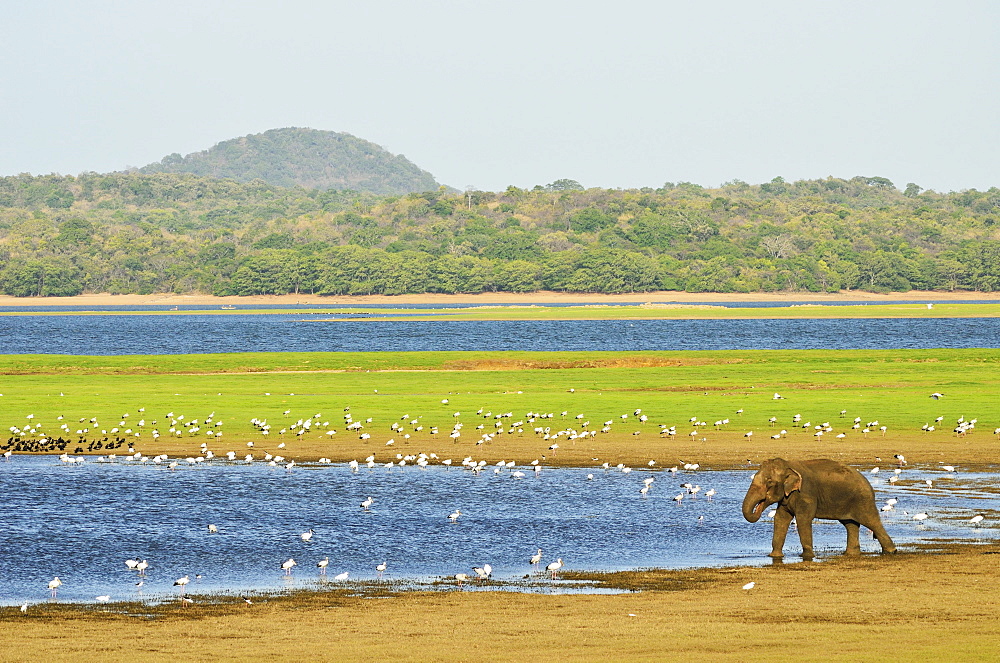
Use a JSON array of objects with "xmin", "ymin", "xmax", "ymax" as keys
[{"xmin": 742, "ymin": 457, "xmax": 896, "ymax": 559}]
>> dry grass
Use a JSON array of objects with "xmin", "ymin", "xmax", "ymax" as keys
[{"xmin": 2, "ymin": 542, "xmax": 997, "ymax": 662}]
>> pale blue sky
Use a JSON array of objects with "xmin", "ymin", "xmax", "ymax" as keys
[{"xmin": 1, "ymin": 1, "xmax": 998, "ymax": 192}]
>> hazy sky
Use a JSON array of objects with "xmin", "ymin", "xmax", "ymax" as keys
[{"xmin": 2, "ymin": 1, "xmax": 998, "ymax": 192}]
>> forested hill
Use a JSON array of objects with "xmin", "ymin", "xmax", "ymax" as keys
[
  {"xmin": 137, "ymin": 128, "xmax": 441, "ymax": 194},
  {"xmin": 0, "ymin": 172, "xmax": 998, "ymax": 297}
]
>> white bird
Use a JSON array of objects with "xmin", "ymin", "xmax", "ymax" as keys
[
  {"xmin": 334, "ymin": 571, "xmax": 349, "ymax": 581},
  {"xmin": 95, "ymin": 595, "xmax": 110, "ymax": 603},
  {"xmin": 317, "ymin": 557, "xmax": 329, "ymax": 573},
  {"xmin": 173, "ymin": 575, "xmax": 190, "ymax": 592},
  {"xmin": 941, "ymin": 465, "xmax": 956, "ymax": 473},
  {"xmin": 300, "ymin": 529, "xmax": 315, "ymax": 542},
  {"xmin": 360, "ymin": 496, "xmax": 374, "ymax": 511},
  {"xmin": 930, "ymin": 392, "xmax": 944, "ymax": 399},
  {"xmin": 281, "ymin": 559, "xmax": 296, "ymax": 575},
  {"xmin": 913, "ymin": 513, "xmax": 929, "ymax": 521},
  {"xmin": 207, "ymin": 524, "xmax": 218, "ymax": 533},
  {"xmin": 472, "ymin": 564, "xmax": 492, "ymax": 581},
  {"xmin": 19, "ymin": 603, "xmax": 27, "ymax": 614},
  {"xmin": 530, "ymin": 548, "xmax": 543, "ymax": 567},
  {"xmin": 969, "ymin": 515, "xmax": 985, "ymax": 526},
  {"xmin": 742, "ymin": 582, "xmax": 755, "ymax": 590},
  {"xmin": 376, "ymin": 562, "xmax": 388, "ymax": 578},
  {"xmin": 125, "ymin": 558, "xmax": 139, "ymax": 570},
  {"xmin": 48, "ymin": 577, "xmax": 62, "ymax": 597},
  {"xmin": 136, "ymin": 560, "xmax": 149, "ymax": 575},
  {"xmin": 448, "ymin": 509, "xmax": 462, "ymax": 522},
  {"xmin": 546, "ymin": 558, "xmax": 563, "ymax": 579}
]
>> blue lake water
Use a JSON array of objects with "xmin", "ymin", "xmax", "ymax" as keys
[
  {"xmin": 1, "ymin": 457, "xmax": 995, "ymax": 606},
  {"xmin": 2, "ymin": 315, "xmax": 1000, "ymax": 355}
]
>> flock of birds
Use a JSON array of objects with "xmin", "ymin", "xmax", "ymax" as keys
[{"xmin": 4, "ymin": 392, "xmax": 996, "ymax": 609}]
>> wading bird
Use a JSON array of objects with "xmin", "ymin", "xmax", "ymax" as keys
[{"xmin": 530, "ymin": 548, "xmax": 543, "ymax": 568}]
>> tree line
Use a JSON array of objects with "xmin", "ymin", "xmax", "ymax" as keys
[{"xmin": 1, "ymin": 172, "xmax": 998, "ymax": 296}]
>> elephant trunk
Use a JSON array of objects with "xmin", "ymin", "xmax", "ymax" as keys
[{"xmin": 742, "ymin": 482, "xmax": 768, "ymax": 523}]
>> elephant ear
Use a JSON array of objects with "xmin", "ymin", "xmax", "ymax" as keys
[{"xmin": 783, "ymin": 468, "xmax": 803, "ymax": 496}]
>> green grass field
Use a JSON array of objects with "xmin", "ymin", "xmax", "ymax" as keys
[
  {"xmin": 3, "ymin": 349, "xmax": 997, "ymax": 468},
  {"xmin": 3, "ymin": 302, "xmax": 1000, "ymax": 319}
]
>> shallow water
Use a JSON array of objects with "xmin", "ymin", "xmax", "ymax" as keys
[
  {"xmin": 3, "ymin": 315, "xmax": 1000, "ymax": 355},
  {"xmin": 1, "ymin": 457, "xmax": 995, "ymax": 605}
]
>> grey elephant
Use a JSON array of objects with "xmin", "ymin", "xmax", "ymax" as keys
[{"xmin": 742, "ymin": 457, "xmax": 896, "ymax": 559}]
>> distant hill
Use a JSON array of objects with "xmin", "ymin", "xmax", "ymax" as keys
[{"xmin": 138, "ymin": 127, "xmax": 441, "ymax": 194}]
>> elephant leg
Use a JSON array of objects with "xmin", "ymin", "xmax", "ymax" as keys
[
  {"xmin": 796, "ymin": 517, "xmax": 815, "ymax": 559},
  {"xmin": 770, "ymin": 509, "xmax": 793, "ymax": 558},
  {"xmin": 861, "ymin": 517, "xmax": 897, "ymax": 553},
  {"xmin": 842, "ymin": 520, "xmax": 861, "ymax": 555}
]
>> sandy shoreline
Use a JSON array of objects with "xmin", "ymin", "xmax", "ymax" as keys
[{"xmin": 1, "ymin": 289, "xmax": 998, "ymax": 307}]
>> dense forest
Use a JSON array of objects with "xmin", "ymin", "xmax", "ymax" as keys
[
  {"xmin": 138, "ymin": 128, "xmax": 440, "ymax": 195},
  {"xmin": 0, "ymin": 171, "xmax": 998, "ymax": 296}
]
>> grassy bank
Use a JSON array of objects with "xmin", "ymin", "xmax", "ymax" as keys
[
  {"xmin": 3, "ymin": 301, "xmax": 1000, "ymax": 319},
  {"xmin": 2, "ymin": 541, "xmax": 997, "ymax": 662},
  {"xmin": 2, "ymin": 349, "xmax": 998, "ymax": 468}
]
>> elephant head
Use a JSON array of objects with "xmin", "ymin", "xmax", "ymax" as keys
[{"xmin": 742, "ymin": 458, "xmax": 802, "ymax": 522}]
